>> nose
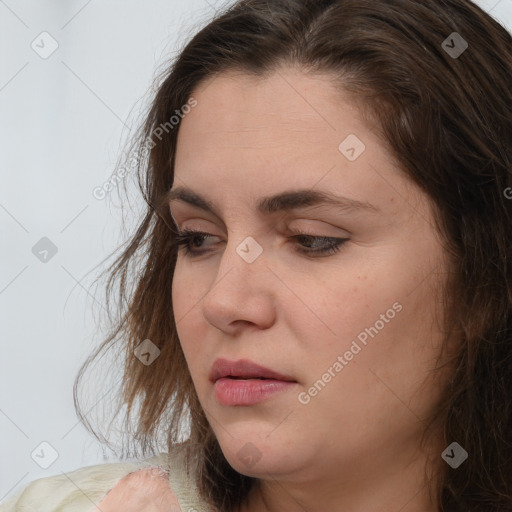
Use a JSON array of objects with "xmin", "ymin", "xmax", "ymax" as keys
[{"xmin": 201, "ymin": 236, "xmax": 276, "ymax": 334}]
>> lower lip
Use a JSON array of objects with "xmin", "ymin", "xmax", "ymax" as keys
[{"xmin": 214, "ymin": 377, "xmax": 296, "ymax": 406}]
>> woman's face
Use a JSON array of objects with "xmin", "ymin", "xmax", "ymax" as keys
[{"xmin": 170, "ymin": 68, "xmax": 451, "ymax": 486}]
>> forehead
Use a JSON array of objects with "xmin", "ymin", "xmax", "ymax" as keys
[
  {"xmin": 172, "ymin": 68, "xmax": 418, "ymax": 220},
  {"xmin": 175, "ymin": 68, "xmax": 365, "ymax": 157}
]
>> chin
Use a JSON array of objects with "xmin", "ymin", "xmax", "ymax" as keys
[{"xmin": 216, "ymin": 433, "xmax": 301, "ymax": 477}]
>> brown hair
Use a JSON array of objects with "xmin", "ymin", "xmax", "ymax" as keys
[{"xmin": 74, "ymin": 0, "xmax": 512, "ymax": 510}]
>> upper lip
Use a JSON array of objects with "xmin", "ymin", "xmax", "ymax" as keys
[{"xmin": 209, "ymin": 358, "xmax": 296, "ymax": 383}]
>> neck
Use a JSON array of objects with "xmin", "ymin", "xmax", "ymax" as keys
[{"xmin": 237, "ymin": 444, "xmax": 442, "ymax": 512}]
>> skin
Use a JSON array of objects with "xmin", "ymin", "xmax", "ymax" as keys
[
  {"xmin": 95, "ymin": 467, "xmax": 180, "ymax": 511},
  {"xmin": 170, "ymin": 67, "xmax": 454, "ymax": 512}
]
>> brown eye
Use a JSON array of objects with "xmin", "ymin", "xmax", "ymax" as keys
[{"xmin": 174, "ymin": 229, "xmax": 349, "ymax": 258}]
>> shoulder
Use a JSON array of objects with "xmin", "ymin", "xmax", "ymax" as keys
[
  {"xmin": 95, "ymin": 466, "xmax": 181, "ymax": 511},
  {"xmin": 0, "ymin": 453, "xmax": 173, "ymax": 512}
]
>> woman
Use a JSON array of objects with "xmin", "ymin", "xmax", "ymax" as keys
[{"xmin": 2, "ymin": 0, "xmax": 511, "ymax": 511}]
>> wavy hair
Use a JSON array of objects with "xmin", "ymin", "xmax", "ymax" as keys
[{"xmin": 74, "ymin": 1, "xmax": 512, "ymax": 510}]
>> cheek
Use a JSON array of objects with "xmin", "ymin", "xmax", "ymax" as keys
[
  {"xmin": 294, "ymin": 252, "xmax": 445, "ymax": 367},
  {"xmin": 172, "ymin": 258, "xmax": 206, "ymax": 319},
  {"xmin": 171, "ymin": 264, "xmax": 203, "ymax": 361},
  {"xmin": 287, "ymin": 267, "xmax": 400, "ymax": 357}
]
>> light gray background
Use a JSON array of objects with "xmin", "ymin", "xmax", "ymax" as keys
[{"xmin": 1, "ymin": 0, "xmax": 510, "ymax": 503}]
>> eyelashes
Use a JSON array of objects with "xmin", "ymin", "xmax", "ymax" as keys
[{"xmin": 173, "ymin": 228, "xmax": 349, "ymax": 258}]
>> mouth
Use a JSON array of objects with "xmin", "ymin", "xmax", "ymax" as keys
[
  {"xmin": 225, "ymin": 376, "xmax": 269, "ymax": 380},
  {"xmin": 209, "ymin": 358, "xmax": 297, "ymax": 383},
  {"xmin": 213, "ymin": 376, "xmax": 297, "ymax": 407}
]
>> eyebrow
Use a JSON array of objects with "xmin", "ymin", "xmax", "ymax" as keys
[
  {"xmin": 167, "ymin": 186, "xmax": 380, "ymax": 217},
  {"xmin": 167, "ymin": 187, "xmax": 382, "ymax": 218}
]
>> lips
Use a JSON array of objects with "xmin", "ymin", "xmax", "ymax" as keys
[{"xmin": 209, "ymin": 358, "xmax": 296, "ymax": 383}]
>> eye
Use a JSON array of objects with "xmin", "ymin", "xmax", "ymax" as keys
[
  {"xmin": 292, "ymin": 233, "xmax": 348, "ymax": 256},
  {"xmin": 174, "ymin": 229, "xmax": 220, "ymax": 256},
  {"xmin": 173, "ymin": 228, "xmax": 349, "ymax": 258}
]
